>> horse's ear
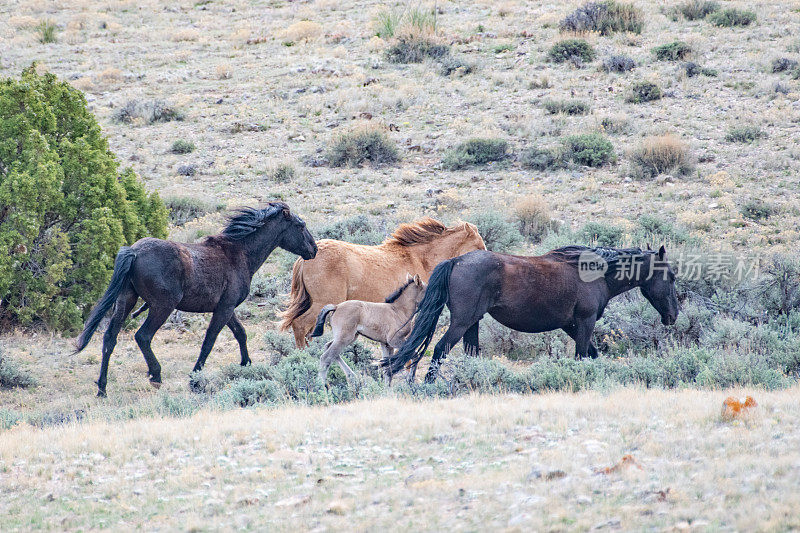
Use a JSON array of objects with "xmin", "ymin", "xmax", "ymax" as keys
[
  {"xmin": 658, "ymin": 245, "xmax": 666, "ymax": 260},
  {"xmin": 413, "ymin": 274, "xmax": 421, "ymax": 284},
  {"xmin": 406, "ymin": 272, "xmax": 413, "ymax": 282}
]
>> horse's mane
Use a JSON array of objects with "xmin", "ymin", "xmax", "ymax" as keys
[
  {"xmin": 219, "ymin": 202, "xmax": 288, "ymax": 241},
  {"xmin": 384, "ymin": 279, "xmax": 415, "ymax": 303},
  {"xmin": 383, "ymin": 217, "xmax": 460, "ymax": 247},
  {"xmin": 548, "ymin": 245, "xmax": 655, "ymax": 279}
]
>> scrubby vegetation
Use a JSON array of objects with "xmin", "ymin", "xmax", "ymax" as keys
[
  {"xmin": 563, "ymin": 133, "xmax": 615, "ymax": 167},
  {"xmin": 162, "ymin": 196, "xmax": 225, "ymax": 226},
  {"xmin": 385, "ymin": 36, "xmax": 449, "ymax": 63},
  {"xmin": 327, "ymin": 128, "xmax": 399, "ymax": 167},
  {"xmin": 468, "ymin": 211, "xmax": 523, "ymax": 252},
  {"xmin": 0, "ymin": 351, "xmax": 36, "ymax": 389},
  {"xmin": 316, "ymin": 214, "xmax": 385, "ymax": 245},
  {"xmin": 625, "ymin": 80, "xmax": 663, "ymax": 103},
  {"xmin": 170, "ymin": 139, "xmax": 195, "ymax": 154},
  {"xmin": 548, "ymin": 39, "xmax": 596, "ymax": 65},
  {"xmin": 442, "ymin": 138, "xmax": 508, "ymax": 170},
  {"xmin": 559, "ymin": 1, "xmax": 644, "ymax": 35},
  {"xmin": 677, "ymin": 0, "xmax": 720, "ymax": 21},
  {"xmin": 740, "ymin": 199, "xmax": 775, "ymax": 221},
  {"xmin": 542, "ymin": 99, "xmax": 590, "ymax": 116},
  {"xmin": 602, "ymin": 54, "xmax": 636, "ymax": 73},
  {"xmin": 112, "ymin": 99, "xmax": 184, "ymax": 125},
  {"xmin": 519, "ymin": 145, "xmax": 563, "ymax": 170},
  {"xmin": 683, "ymin": 62, "xmax": 718, "ymax": 77},
  {"xmin": 652, "ymin": 41, "xmax": 692, "ymax": 61},
  {"xmin": 35, "ymin": 20, "xmax": 57, "ymax": 43},
  {"xmin": 708, "ymin": 8, "xmax": 756, "ymax": 27},
  {"xmin": 269, "ymin": 163, "xmax": 296, "ymax": 183},
  {"xmin": 513, "ymin": 195, "xmax": 556, "ymax": 242},
  {"xmin": 0, "ymin": 66, "xmax": 167, "ymax": 332},
  {"xmin": 629, "ymin": 134, "xmax": 693, "ymax": 179},
  {"xmin": 725, "ymin": 126, "xmax": 766, "ymax": 143}
]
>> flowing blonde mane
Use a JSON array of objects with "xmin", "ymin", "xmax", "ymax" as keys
[{"xmin": 383, "ymin": 217, "xmax": 462, "ymax": 247}]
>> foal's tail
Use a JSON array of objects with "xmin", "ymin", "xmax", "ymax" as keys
[
  {"xmin": 310, "ymin": 305, "xmax": 336, "ymax": 338},
  {"xmin": 279, "ymin": 259, "xmax": 311, "ymax": 332},
  {"xmin": 73, "ymin": 247, "xmax": 137, "ymax": 354},
  {"xmin": 380, "ymin": 259, "xmax": 455, "ymax": 375}
]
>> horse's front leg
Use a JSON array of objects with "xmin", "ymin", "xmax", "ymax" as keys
[
  {"xmin": 193, "ymin": 308, "xmax": 235, "ymax": 372},
  {"xmin": 563, "ymin": 315, "xmax": 598, "ymax": 359},
  {"xmin": 226, "ymin": 314, "xmax": 250, "ymax": 366}
]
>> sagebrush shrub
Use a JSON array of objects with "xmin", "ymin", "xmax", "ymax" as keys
[
  {"xmin": 725, "ymin": 126, "xmax": 766, "ymax": 143},
  {"xmin": 316, "ymin": 214, "xmax": 385, "ymax": 245},
  {"xmin": 385, "ymin": 36, "xmax": 449, "ymax": 63},
  {"xmin": 652, "ymin": 41, "xmax": 692, "ymax": 61},
  {"xmin": 442, "ymin": 138, "xmax": 508, "ymax": 170},
  {"xmin": 678, "ymin": 0, "xmax": 720, "ymax": 20},
  {"xmin": 163, "ymin": 196, "xmax": 224, "ymax": 226},
  {"xmin": 625, "ymin": 80, "xmax": 663, "ymax": 103},
  {"xmin": 708, "ymin": 8, "xmax": 756, "ymax": 27},
  {"xmin": 740, "ymin": 199, "xmax": 775, "ymax": 221},
  {"xmin": 579, "ymin": 221, "xmax": 623, "ymax": 246},
  {"xmin": 559, "ymin": 1, "xmax": 644, "ymax": 35},
  {"xmin": 113, "ymin": 99, "xmax": 184, "ymax": 124},
  {"xmin": 563, "ymin": 133, "xmax": 615, "ymax": 167},
  {"xmin": 629, "ymin": 134, "xmax": 692, "ymax": 179},
  {"xmin": 328, "ymin": 128, "xmax": 399, "ymax": 167},
  {"xmin": 514, "ymin": 195, "xmax": 556, "ymax": 242},
  {"xmin": 519, "ymin": 146, "xmax": 563, "ymax": 170},
  {"xmin": 0, "ymin": 66, "xmax": 167, "ymax": 331},
  {"xmin": 468, "ymin": 211, "xmax": 523, "ymax": 252},
  {"xmin": 602, "ymin": 54, "xmax": 636, "ymax": 73},
  {"xmin": 171, "ymin": 139, "xmax": 195, "ymax": 154},
  {"xmin": 683, "ymin": 62, "xmax": 717, "ymax": 77},
  {"xmin": 439, "ymin": 55, "xmax": 475, "ymax": 77},
  {"xmin": 0, "ymin": 351, "xmax": 37, "ymax": 389},
  {"xmin": 771, "ymin": 57, "xmax": 799, "ymax": 73},
  {"xmin": 270, "ymin": 163, "xmax": 296, "ymax": 183},
  {"xmin": 548, "ymin": 39, "xmax": 596, "ymax": 64},
  {"xmin": 542, "ymin": 99, "xmax": 590, "ymax": 115}
]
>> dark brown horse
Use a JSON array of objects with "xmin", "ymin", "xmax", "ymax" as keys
[
  {"xmin": 381, "ymin": 246, "xmax": 679, "ymax": 383},
  {"xmin": 74, "ymin": 202, "xmax": 317, "ymax": 396}
]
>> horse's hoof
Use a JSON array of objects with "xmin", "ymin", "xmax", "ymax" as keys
[
  {"xmin": 96, "ymin": 390, "xmax": 107, "ymax": 398},
  {"xmin": 149, "ymin": 380, "xmax": 162, "ymax": 389}
]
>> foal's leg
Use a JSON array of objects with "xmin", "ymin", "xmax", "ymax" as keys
[
  {"xmin": 134, "ymin": 304, "xmax": 175, "ymax": 387},
  {"xmin": 97, "ymin": 289, "xmax": 138, "ymax": 397},
  {"xmin": 192, "ymin": 308, "xmax": 235, "ymax": 372},
  {"xmin": 462, "ymin": 320, "xmax": 480, "ymax": 357},
  {"xmin": 318, "ymin": 330, "xmax": 356, "ymax": 384},
  {"xmin": 380, "ymin": 344, "xmax": 394, "ymax": 386},
  {"xmin": 227, "ymin": 314, "xmax": 250, "ymax": 366}
]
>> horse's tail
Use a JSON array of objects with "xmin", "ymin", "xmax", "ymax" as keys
[
  {"xmin": 73, "ymin": 247, "xmax": 137, "ymax": 354},
  {"xmin": 278, "ymin": 259, "xmax": 311, "ymax": 332},
  {"xmin": 310, "ymin": 304, "xmax": 336, "ymax": 338},
  {"xmin": 380, "ymin": 259, "xmax": 455, "ymax": 375}
]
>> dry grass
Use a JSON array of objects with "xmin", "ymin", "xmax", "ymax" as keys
[
  {"xmin": 629, "ymin": 134, "xmax": 692, "ymax": 179},
  {"xmin": 1, "ymin": 384, "xmax": 798, "ymax": 530},
  {"xmin": 514, "ymin": 194, "xmax": 555, "ymax": 241}
]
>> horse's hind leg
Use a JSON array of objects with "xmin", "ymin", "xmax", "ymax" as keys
[
  {"xmin": 462, "ymin": 320, "xmax": 480, "ymax": 357},
  {"xmin": 319, "ymin": 329, "xmax": 357, "ymax": 384},
  {"xmin": 192, "ymin": 308, "xmax": 235, "ymax": 372},
  {"xmin": 97, "ymin": 288, "xmax": 138, "ymax": 397},
  {"xmin": 134, "ymin": 304, "xmax": 174, "ymax": 387},
  {"xmin": 227, "ymin": 314, "xmax": 250, "ymax": 366}
]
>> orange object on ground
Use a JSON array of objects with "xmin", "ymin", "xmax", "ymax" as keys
[
  {"xmin": 595, "ymin": 454, "xmax": 643, "ymax": 475},
  {"xmin": 721, "ymin": 396, "xmax": 757, "ymax": 420}
]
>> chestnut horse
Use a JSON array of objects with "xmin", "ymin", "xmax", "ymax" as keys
[
  {"xmin": 381, "ymin": 246, "xmax": 679, "ymax": 383},
  {"xmin": 279, "ymin": 217, "xmax": 485, "ymax": 347},
  {"xmin": 74, "ymin": 203, "xmax": 317, "ymax": 397}
]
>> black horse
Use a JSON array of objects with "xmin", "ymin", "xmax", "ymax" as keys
[
  {"xmin": 74, "ymin": 202, "xmax": 317, "ymax": 396},
  {"xmin": 381, "ymin": 245, "xmax": 679, "ymax": 383}
]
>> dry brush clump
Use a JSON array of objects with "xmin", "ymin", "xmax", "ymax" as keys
[
  {"xmin": 442, "ymin": 138, "xmax": 509, "ymax": 170},
  {"xmin": 559, "ymin": 1, "xmax": 644, "ymax": 35},
  {"xmin": 513, "ymin": 195, "xmax": 557, "ymax": 242},
  {"xmin": 676, "ymin": 0, "xmax": 720, "ymax": 21},
  {"xmin": 542, "ymin": 99, "xmax": 591, "ymax": 115},
  {"xmin": 652, "ymin": 41, "xmax": 692, "ymax": 61},
  {"xmin": 112, "ymin": 99, "xmax": 185, "ymax": 125},
  {"xmin": 327, "ymin": 127, "xmax": 400, "ymax": 168},
  {"xmin": 629, "ymin": 134, "xmax": 693, "ymax": 179},
  {"xmin": 625, "ymin": 80, "xmax": 663, "ymax": 103},
  {"xmin": 602, "ymin": 54, "xmax": 636, "ymax": 73},
  {"xmin": 708, "ymin": 8, "xmax": 756, "ymax": 27},
  {"xmin": 548, "ymin": 39, "xmax": 596, "ymax": 66}
]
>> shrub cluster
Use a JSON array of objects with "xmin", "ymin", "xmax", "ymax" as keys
[
  {"xmin": 652, "ymin": 41, "xmax": 692, "ymax": 61},
  {"xmin": 725, "ymin": 126, "xmax": 766, "ymax": 143},
  {"xmin": 442, "ymin": 138, "xmax": 508, "ymax": 170},
  {"xmin": 519, "ymin": 146, "xmax": 563, "ymax": 171},
  {"xmin": 467, "ymin": 211, "xmax": 523, "ymax": 252},
  {"xmin": 0, "ymin": 351, "xmax": 37, "ymax": 389},
  {"xmin": 559, "ymin": 1, "xmax": 644, "ymax": 35},
  {"xmin": 162, "ymin": 196, "xmax": 225, "ymax": 226},
  {"xmin": 316, "ymin": 214, "xmax": 385, "ymax": 245},
  {"xmin": 385, "ymin": 36, "xmax": 449, "ymax": 63},
  {"xmin": 542, "ymin": 99, "xmax": 591, "ymax": 115},
  {"xmin": 677, "ymin": 0, "xmax": 720, "ymax": 21},
  {"xmin": 602, "ymin": 55, "xmax": 636, "ymax": 73},
  {"xmin": 563, "ymin": 133, "xmax": 615, "ymax": 167},
  {"xmin": 328, "ymin": 128, "xmax": 399, "ymax": 167},
  {"xmin": 548, "ymin": 39, "xmax": 596, "ymax": 65},
  {"xmin": 171, "ymin": 139, "xmax": 195, "ymax": 154},
  {"xmin": 625, "ymin": 80, "xmax": 663, "ymax": 103},
  {"xmin": 708, "ymin": 8, "xmax": 756, "ymax": 27},
  {"xmin": 629, "ymin": 134, "xmax": 693, "ymax": 179},
  {"xmin": 513, "ymin": 195, "xmax": 556, "ymax": 242},
  {"xmin": 112, "ymin": 99, "xmax": 185, "ymax": 125},
  {"xmin": 683, "ymin": 62, "xmax": 717, "ymax": 77}
]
